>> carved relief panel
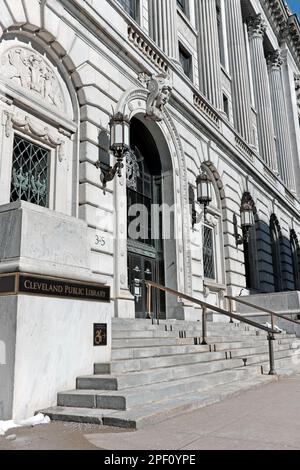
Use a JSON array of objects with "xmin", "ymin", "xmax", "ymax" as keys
[{"xmin": 0, "ymin": 45, "xmax": 67, "ymax": 114}]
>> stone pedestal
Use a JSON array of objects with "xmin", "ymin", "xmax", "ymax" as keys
[{"xmin": 0, "ymin": 201, "xmax": 112, "ymax": 421}]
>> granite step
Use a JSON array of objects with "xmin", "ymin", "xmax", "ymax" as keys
[
  {"xmin": 58, "ymin": 363, "xmax": 265, "ymax": 410},
  {"xmin": 75, "ymin": 348, "xmax": 299, "ymax": 393},
  {"xmin": 98, "ymin": 342, "xmax": 299, "ymax": 374},
  {"xmin": 42, "ymin": 372, "xmax": 278, "ymax": 429},
  {"xmin": 111, "ymin": 336, "xmax": 298, "ymax": 361}
]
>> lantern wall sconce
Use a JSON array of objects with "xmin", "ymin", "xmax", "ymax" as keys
[
  {"xmin": 95, "ymin": 112, "xmax": 130, "ymax": 192},
  {"xmin": 233, "ymin": 202, "xmax": 255, "ymax": 245},
  {"xmin": 192, "ymin": 170, "xmax": 213, "ymax": 227}
]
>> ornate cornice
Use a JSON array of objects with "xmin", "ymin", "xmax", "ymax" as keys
[{"xmin": 261, "ymin": 0, "xmax": 300, "ymax": 68}]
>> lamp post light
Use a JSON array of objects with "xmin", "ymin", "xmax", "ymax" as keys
[
  {"xmin": 196, "ymin": 171, "xmax": 213, "ymax": 223},
  {"xmin": 234, "ymin": 201, "xmax": 255, "ymax": 245},
  {"xmin": 95, "ymin": 112, "xmax": 130, "ymax": 191}
]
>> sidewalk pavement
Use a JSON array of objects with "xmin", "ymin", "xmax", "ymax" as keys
[{"xmin": 1, "ymin": 374, "xmax": 300, "ymax": 450}]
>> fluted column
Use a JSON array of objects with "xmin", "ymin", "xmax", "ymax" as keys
[
  {"xmin": 248, "ymin": 15, "xmax": 278, "ymax": 172},
  {"xmin": 225, "ymin": 0, "xmax": 253, "ymax": 143},
  {"xmin": 149, "ymin": 0, "xmax": 178, "ymax": 61},
  {"xmin": 267, "ymin": 50, "xmax": 296, "ymax": 191},
  {"xmin": 195, "ymin": 0, "xmax": 222, "ymax": 109}
]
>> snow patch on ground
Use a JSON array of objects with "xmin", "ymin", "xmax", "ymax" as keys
[{"xmin": 0, "ymin": 413, "xmax": 50, "ymax": 436}]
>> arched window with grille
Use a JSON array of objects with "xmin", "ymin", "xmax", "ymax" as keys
[
  {"xmin": 290, "ymin": 230, "xmax": 300, "ymax": 291},
  {"xmin": 270, "ymin": 215, "xmax": 283, "ymax": 292}
]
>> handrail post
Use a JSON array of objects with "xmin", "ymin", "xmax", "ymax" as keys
[
  {"xmin": 146, "ymin": 283, "xmax": 152, "ymax": 321},
  {"xmin": 268, "ymin": 333, "xmax": 276, "ymax": 375},
  {"xmin": 270, "ymin": 312, "xmax": 275, "ymax": 331},
  {"xmin": 201, "ymin": 307, "xmax": 208, "ymax": 345}
]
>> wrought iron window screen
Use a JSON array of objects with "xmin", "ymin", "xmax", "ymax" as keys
[
  {"xmin": 10, "ymin": 135, "xmax": 49, "ymax": 208},
  {"xmin": 203, "ymin": 225, "xmax": 216, "ymax": 280}
]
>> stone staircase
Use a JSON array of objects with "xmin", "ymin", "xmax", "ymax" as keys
[{"xmin": 42, "ymin": 318, "xmax": 300, "ymax": 429}]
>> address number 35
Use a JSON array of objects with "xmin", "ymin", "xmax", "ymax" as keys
[{"xmin": 95, "ymin": 235, "xmax": 106, "ymax": 247}]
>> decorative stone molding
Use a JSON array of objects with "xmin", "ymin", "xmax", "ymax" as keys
[
  {"xmin": 193, "ymin": 93, "xmax": 220, "ymax": 128},
  {"xmin": 4, "ymin": 111, "xmax": 65, "ymax": 162},
  {"xmin": 267, "ymin": 49, "xmax": 283, "ymax": 69},
  {"xmin": 128, "ymin": 26, "xmax": 169, "ymax": 74},
  {"xmin": 248, "ymin": 14, "xmax": 267, "ymax": 39},
  {"xmin": 235, "ymin": 135, "xmax": 255, "ymax": 163},
  {"xmin": 138, "ymin": 73, "xmax": 173, "ymax": 122},
  {"xmin": 0, "ymin": 47, "xmax": 64, "ymax": 110}
]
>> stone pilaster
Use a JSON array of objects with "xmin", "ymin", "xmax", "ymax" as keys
[
  {"xmin": 195, "ymin": 0, "xmax": 222, "ymax": 109},
  {"xmin": 149, "ymin": 0, "xmax": 178, "ymax": 61},
  {"xmin": 267, "ymin": 50, "xmax": 296, "ymax": 191},
  {"xmin": 248, "ymin": 14, "xmax": 278, "ymax": 172},
  {"xmin": 225, "ymin": 0, "xmax": 253, "ymax": 143}
]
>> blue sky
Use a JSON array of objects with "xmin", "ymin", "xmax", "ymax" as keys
[{"xmin": 287, "ymin": 0, "xmax": 300, "ymax": 17}]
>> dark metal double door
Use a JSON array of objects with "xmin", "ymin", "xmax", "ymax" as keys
[{"xmin": 128, "ymin": 250, "xmax": 155, "ymax": 318}]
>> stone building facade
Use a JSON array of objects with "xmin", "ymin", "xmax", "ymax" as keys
[{"xmin": 1, "ymin": 0, "xmax": 300, "ymax": 419}]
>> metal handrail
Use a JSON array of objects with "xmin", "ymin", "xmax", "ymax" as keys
[
  {"xmin": 146, "ymin": 281, "xmax": 280, "ymax": 375},
  {"xmin": 226, "ymin": 295, "xmax": 300, "ymax": 329}
]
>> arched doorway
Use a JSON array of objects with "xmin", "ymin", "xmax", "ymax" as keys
[{"xmin": 126, "ymin": 117, "xmax": 172, "ymax": 318}]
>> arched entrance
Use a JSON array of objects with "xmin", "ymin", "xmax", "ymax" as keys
[{"xmin": 126, "ymin": 117, "xmax": 167, "ymax": 318}]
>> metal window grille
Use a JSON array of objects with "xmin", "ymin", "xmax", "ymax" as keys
[
  {"xmin": 117, "ymin": 0, "xmax": 137, "ymax": 19},
  {"xmin": 10, "ymin": 135, "xmax": 49, "ymax": 208},
  {"xmin": 203, "ymin": 226, "xmax": 216, "ymax": 280}
]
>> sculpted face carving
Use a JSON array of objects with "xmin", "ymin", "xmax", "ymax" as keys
[
  {"xmin": 142, "ymin": 73, "xmax": 172, "ymax": 122},
  {"xmin": 1, "ymin": 47, "xmax": 64, "ymax": 109}
]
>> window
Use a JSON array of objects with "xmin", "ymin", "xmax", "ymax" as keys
[
  {"xmin": 10, "ymin": 135, "xmax": 49, "ymax": 208},
  {"xmin": 223, "ymin": 93, "xmax": 229, "ymax": 119},
  {"xmin": 179, "ymin": 44, "xmax": 192, "ymax": 79},
  {"xmin": 117, "ymin": 0, "xmax": 138, "ymax": 20},
  {"xmin": 216, "ymin": 0, "xmax": 225, "ymax": 67},
  {"xmin": 203, "ymin": 225, "xmax": 216, "ymax": 280},
  {"xmin": 177, "ymin": 0, "xmax": 188, "ymax": 16}
]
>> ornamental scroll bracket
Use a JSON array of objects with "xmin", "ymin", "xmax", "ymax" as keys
[
  {"xmin": 138, "ymin": 72, "xmax": 173, "ymax": 122},
  {"xmin": 4, "ymin": 111, "xmax": 65, "ymax": 162}
]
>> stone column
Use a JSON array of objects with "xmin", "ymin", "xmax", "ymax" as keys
[
  {"xmin": 267, "ymin": 50, "xmax": 296, "ymax": 191},
  {"xmin": 149, "ymin": 0, "xmax": 178, "ymax": 61},
  {"xmin": 195, "ymin": 0, "xmax": 222, "ymax": 109},
  {"xmin": 225, "ymin": 0, "xmax": 253, "ymax": 143},
  {"xmin": 248, "ymin": 14, "xmax": 278, "ymax": 172}
]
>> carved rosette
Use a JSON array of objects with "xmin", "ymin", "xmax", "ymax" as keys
[
  {"xmin": 0, "ymin": 47, "xmax": 64, "ymax": 110},
  {"xmin": 267, "ymin": 50, "xmax": 284, "ymax": 70},
  {"xmin": 248, "ymin": 14, "xmax": 267, "ymax": 39}
]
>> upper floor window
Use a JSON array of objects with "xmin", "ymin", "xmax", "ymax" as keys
[
  {"xmin": 117, "ymin": 0, "xmax": 138, "ymax": 20},
  {"xmin": 177, "ymin": 0, "xmax": 188, "ymax": 17},
  {"xmin": 179, "ymin": 43, "xmax": 192, "ymax": 80},
  {"xmin": 10, "ymin": 135, "xmax": 50, "ymax": 208},
  {"xmin": 216, "ymin": 0, "xmax": 229, "ymax": 71}
]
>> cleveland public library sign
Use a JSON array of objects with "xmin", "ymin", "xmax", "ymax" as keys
[{"xmin": 0, "ymin": 272, "xmax": 110, "ymax": 302}]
